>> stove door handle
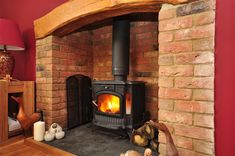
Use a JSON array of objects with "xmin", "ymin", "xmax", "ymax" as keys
[{"xmin": 92, "ymin": 100, "xmax": 98, "ymax": 107}]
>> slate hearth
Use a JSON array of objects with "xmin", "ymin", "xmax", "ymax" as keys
[{"xmin": 45, "ymin": 123, "xmax": 157, "ymax": 156}]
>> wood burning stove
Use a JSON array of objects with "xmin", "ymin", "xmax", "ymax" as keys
[
  {"xmin": 92, "ymin": 81, "xmax": 145, "ymax": 130},
  {"xmin": 92, "ymin": 16, "xmax": 146, "ymax": 130}
]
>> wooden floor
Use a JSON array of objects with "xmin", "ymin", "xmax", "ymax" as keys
[{"xmin": 0, "ymin": 136, "xmax": 75, "ymax": 156}]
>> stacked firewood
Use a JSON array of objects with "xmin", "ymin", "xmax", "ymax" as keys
[{"xmin": 131, "ymin": 121, "xmax": 159, "ymax": 151}]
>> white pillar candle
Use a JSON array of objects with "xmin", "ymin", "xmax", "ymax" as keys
[{"xmin": 33, "ymin": 121, "xmax": 45, "ymax": 141}]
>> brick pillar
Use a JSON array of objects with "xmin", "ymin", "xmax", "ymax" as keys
[
  {"xmin": 36, "ymin": 36, "xmax": 55, "ymax": 128},
  {"xmin": 36, "ymin": 32, "xmax": 93, "ymax": 128},
  {"xmin": 158, "ymin": 0, "xmax": 215, "ymax": 155}
]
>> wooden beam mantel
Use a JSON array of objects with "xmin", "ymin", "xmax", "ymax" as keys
[{"xmin": 34, "ymin": 0, "xmax": 191, "ymax": 39}]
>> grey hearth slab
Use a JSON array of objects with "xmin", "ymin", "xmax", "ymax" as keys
[{"xmin": 44, "ymin": 123, "xmax": 158, "ymax": 156}]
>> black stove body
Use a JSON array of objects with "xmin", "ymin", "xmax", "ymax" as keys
[
  {"xmin": 92, "ymin": 16, "xmax": 146, "ymax": 130},
  {"xmin": 92, "ymin": 81, "xmax": 145, "ymax": 130}
]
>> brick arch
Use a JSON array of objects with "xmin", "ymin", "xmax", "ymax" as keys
[{"xmin": 34, "ymin": 0, "xmax": 191, "ymax": 39}]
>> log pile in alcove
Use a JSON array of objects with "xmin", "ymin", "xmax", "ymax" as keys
[{"xmin": 131, "ymin": 121, "xmax": 159, "ymax": 151}]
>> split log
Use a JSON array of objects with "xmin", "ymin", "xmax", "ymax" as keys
[
  {"xmin": 150, "ymin": 139, "xmax": 159, "ymax": 151},
  {"xmin": 143, "ymin": 121, "xmax": 155, "ymax": 139},
  {"xmin": 132, "ymin": 121, "xmax": 178, "ymax": 155},
  {"xmin": 131, "ymin": 121, "xmax": 156, "ymax": 146},
  {"xmin": 131, "ymin": 129, "xmax": 148, "ymax": 147}
]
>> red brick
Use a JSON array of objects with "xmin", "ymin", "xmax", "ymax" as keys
[
  {"xmin": 174, "ymin": 101, "xmax": 214, "ymax": 114},
  {"xmin": 174, "ymin": 136, "xmax": 193, "ymax": 149},
  {"xmin": 92, "ymin": 26, "xmax": 112, "ymax": 35},
  {"xmin": 194, "ymin": 114, "xmax": 214, "ymax": 128},
  {"xmin": 135, "ymin": 32, "xmax": 154, "ymax": 40},
  {"xmin": 159, "ymin": 32, "xmax": 174, "ymax": 43},
  {"xmin": 159, "ymin": 88, "xmax": 192, "ymax": 100},
  {"xmin": 52, "ymin": 51, "xmax": 67, "ymax": 59},
  {"xmin": 192, "ymin": 24, "xmax": 215, "ymax": 39},
  {"xmin": 175, "ymin": 28, "xmax": 192, "ymax": 41},
  {"xmin": 149, "ymin": 111, "xmax": 158, "ymax": 120},
  {"xmin": 174, "ymin": 125, "xmax": 214, "ymax": 141},
  {"xmin": 209, "ymin": 0, "xmax": 216, "ymax": 10},
  {"xmin": 159, "ymin": 54, "xmax": 174, "ymax": 65},
  {"xmin": 160, "ymin": 41, "xmax": 192, "ymax": 53},
  {"xmin": 194, "ymin": 140, "xmax": 215, "ymax": 155},
  {"xmin": 176, "ymin": 0, "xmax": 211, "ymax": 17},
  {"xmin": 146, "ymin": 95, "xmax": 158, "ymax": 103},
  {"xmin": 60, "ymin": 109, "xmax": 67, "ymax": 116},
  {"xmin": 135, "ymin": 57, "xmax": 152, "ymax": 65},
  {"xmin": 145, "ymin": 85, "xmax": 158, "ymax": 97},
  {"xmin": 133, "ymin": 21, "xmax": 156, "ymax": 27},
  {"xmin": 145, "ymin": 102, "xmax": 158, "ymax": 111},
  {"xmin": 50, "ymin": 103, "xmax": 66, "ymax": 111},
  {"xmin": 36, "ymin": 78, "xmax": 47, "ymax": 84},
  {"xmin": 175, "ymin": 77, "xmax": 214, "ymax": 89},
  {"xmin": 175, "ymin": 24, "xmax": 215, "ymax": 41},
  {"xmin": 135, "ymin": 38, "xmax": 156, "ymax": 47},
  {"xmin": 40, "ymin": 58, "xmax": 52, "ymax": 64},
  {"xmin": 52, "ymin": 116, "xmax": 66, "ymax": 126},
  {"xmin": 174, "ymin": 52, "xmax": 214, "ymax": 64},
  {"xmin": 134, "ymin": 64, "xmax": 157, "ymax": 72},
  {"xmin": 175, "ymin": 29, "xmax": 193, "ymax": 41},
  {"xmin": 159, "ymin": 110, "xmax": 192, "ymax": 124},
  {"xmin": 194, "ymin": 64, "xmax": 214, "ymax": 76},
  {"xmin": 159, "ymin": 65, "xmax": 194, "ymax": 76},
  {"xmin": 177, "ymin": 148, "xmax": 200, "ymax": 156},
  {"xmin": 159, "ymin": 16, "xmax": 193, "ymax": 31},
  {"xmin": 193, "ymin": 38, "xmax": 214, "ymax": 51},
  {"xmin": 159, "ymin": 77, "xmax": 174, "ymax": 87},
  {"xmin": 159, "ymin": 99, "xmax": 174, "ymax": 111},
  {"xmin": 132, "ymin": 24, "xmax": 157, "ymax": 34},
  {"xmin": 159, "ymin": 9, "xmax": 176, "ymax": 20},
  {"xmin": 36, "ymin": 40, "xmax": 44, "ymax": 46},
  {"xmin": 143, "ymin": 51, "xmax": 158, "ymax": 57},
  {"xmin": 193, "ymin": 89, "xmax": 214, "ymax": 101},
  {"xmin": 194, "ymin": 11, "xmax": 215, "ymax": 26}
]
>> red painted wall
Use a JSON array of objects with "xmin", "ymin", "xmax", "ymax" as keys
[
  {"xmin": 1, "ymin": 0, "xmax": 67, "ymax": 80},
  {"xmin": 215, "ymin": 0, "xmax": 235, "ymax": 155},
  {"xmin": 0, "ymin": 7, "xmax": 3, "ymax": 17}
]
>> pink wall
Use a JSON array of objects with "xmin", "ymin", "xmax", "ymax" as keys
[
  {"xmin": 215, "ymin": 0, "xmax": 235, "ymax": 155},
  {"xmin": 1, "ymin": 0, "xmax": 67, "ymax": 80},
  {"xmin": 2, "ymin": 0, "xmax": 235, "ymax": 155}
]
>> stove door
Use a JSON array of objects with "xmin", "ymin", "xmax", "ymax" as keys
[{"xmin": 96, "ymin": 92, "xmax": 123, "ymax": 116}]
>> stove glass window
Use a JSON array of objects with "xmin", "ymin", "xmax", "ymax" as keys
[{"xmin": 97, "ymin": 94, "xmax": 120, "ymax": 114}]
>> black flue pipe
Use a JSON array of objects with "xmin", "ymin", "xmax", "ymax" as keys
[{"xmin": 112, "ymin": 16, "xmax": 130, "ymax": 81}]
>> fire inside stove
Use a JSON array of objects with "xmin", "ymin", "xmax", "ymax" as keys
[
  {"xmin": 97, "ymin": 93, "xmax": 132, "ymax": 115},
  {"xmin": 98, "ymin": 94, "xmax": 120, "ymax": 114}
]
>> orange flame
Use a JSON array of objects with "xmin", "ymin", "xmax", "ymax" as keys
[{"xmin": 98, "ymin": 94, "xmax": 120, "ymax": 114}]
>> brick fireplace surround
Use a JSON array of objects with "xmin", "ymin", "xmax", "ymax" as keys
[{"xmin": 35, "ymin": 0, "xmax": 215, "ymax": 155}]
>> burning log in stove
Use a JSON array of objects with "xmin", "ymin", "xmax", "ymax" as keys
[{"xmin": 131, "ymin": 121, "xmax": 159, "ymax": 151}]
